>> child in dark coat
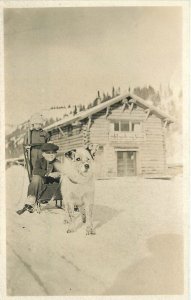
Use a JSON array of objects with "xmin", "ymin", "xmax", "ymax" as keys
[
  {"xmin": 23, "ymin": 113, "xmax": 50, "ymax": 173},
  {"xmin": 17, "ymin": 143, "xmax": 61, "ymax": 214}
]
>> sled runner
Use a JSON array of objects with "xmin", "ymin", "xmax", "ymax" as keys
[{"xmin": 36, "ymin": 181, "xmax": 63, "ymax": 213}]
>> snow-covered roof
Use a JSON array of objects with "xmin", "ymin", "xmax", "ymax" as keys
[{"xmin": 45, "ymin": 92, "xmax": 175, "ymax": 131}]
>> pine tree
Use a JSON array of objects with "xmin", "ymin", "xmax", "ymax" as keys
[
  {"xmin": 106, "ymin": 92, "xmax": 111, "ymax": 101},
  {"xmin": 73, "ymin": 105, "xmax": 77, "ymax": 115},
  {"xmin": 87, "ymin": 103, "xmax": 92, "ymax": 109},
  {"xmin": 102, "ymin": 92, "xmax": 107, "ymax": 102},
  {"xmin": 152, "ymin": 92, "xmax": 161, "ymax": 106},
  {"xmin": 112, "ymin": 86, "xmax": 115, "ymax": 98}
]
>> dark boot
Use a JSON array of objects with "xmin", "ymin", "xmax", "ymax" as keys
[
  {"xmin": 74, "ymin": 205, "xmax": 79, "ymax": 212},
  {"xmin": 16, "ymin": 204, "xmax": 34, "ymax": 215}
]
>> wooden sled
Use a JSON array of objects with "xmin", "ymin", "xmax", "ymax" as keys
[{"xmin": 36, "ymin": 181, "xmax": 63, "ymax": 213}]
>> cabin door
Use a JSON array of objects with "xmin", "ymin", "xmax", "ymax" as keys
[{"xmin": 117, "ymin": 151, "xmax": 137, "ymax": 176}]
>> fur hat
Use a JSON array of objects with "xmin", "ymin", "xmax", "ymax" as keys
[
  {"xmin": 41, "ymin": 143, "xmax": 59, "ymax": 153},
  {"xmin": 30, "ymin": 113, "xmax": 44, "ymax": 124}
]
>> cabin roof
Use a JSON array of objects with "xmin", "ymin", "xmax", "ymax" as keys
[{"xmin": 45, "ymin": 92, "xmax": 175, "ymax": 131}]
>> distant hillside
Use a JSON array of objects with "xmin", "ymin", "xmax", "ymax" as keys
[
  {"xmin": 5, "ymin": 84, "xmax": 182, "ymax": 163},
  {"xmin": 5, "ymin": 123, "xmax": 17, "ymax": 136}
]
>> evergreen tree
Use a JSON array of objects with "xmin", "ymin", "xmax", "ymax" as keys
[
  {"xmin": 102, "ymin": 92, "xmax": 107, "ymax": 102},
  {"xmin": 93, "ymin": 98, "xmax": 99, "ymax": 107},
  {"xmin": 106, "ymin": 92, "xmax": 111, "ymax": 101},
  {"xmin": 87, "ymin": 103, "xmax": 93, "ymax": 109},
  {"xmin": 152, "ymin": 92, "xmax": 161, "ymax": 106},
  {"xmin": 117, "ymin": 87, "xmax": 121, "ymax": 95},
  {"xmin": 133, "ymin": 85, "xmax": 161, "ymax": 106},
  {"xmin": 112, "ymin": 86, "xmax": 115, "ymax": 98},
  {"xmin": 49, "ymin": 118, "xmax": 55, "ymax": 125},
  {"xmin": 73, "ymin": 105, "xmax": 77, "ymax": 115}
]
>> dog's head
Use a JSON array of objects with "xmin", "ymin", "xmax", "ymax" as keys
[{"xmin": 65, "ymin": 144, "xmax": 99, "ymax": 177}]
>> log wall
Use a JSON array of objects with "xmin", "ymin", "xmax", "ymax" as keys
[
  {"xmin": 50, "ymin": 125, "xmax": 84, "ymax": 153},
  {"xmin": 49, "ymin": 102, "xmax": 167, "ymax": 177},
  {"xmin": 89, "ymin": 104, "xmax": 166, "ymax": 176}
]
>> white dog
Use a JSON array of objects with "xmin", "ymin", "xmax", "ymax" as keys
[{"xmin": 57, "ymin": 144, "xmax": 99, "ymax": 235}]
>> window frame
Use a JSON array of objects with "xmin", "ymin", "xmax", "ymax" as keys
[{"xmin": 113, "ymin": 120, "xmax": 142, "ymax": 132}]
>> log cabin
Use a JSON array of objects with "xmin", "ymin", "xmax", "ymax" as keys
[{"xmin": 45, "ymin": 92, "xmax": 174, "ymax": 177}]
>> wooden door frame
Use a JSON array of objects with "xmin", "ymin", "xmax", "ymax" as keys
[{"xmin": 115, "ymin": 148, "xmax": 140, "ymax": 176}]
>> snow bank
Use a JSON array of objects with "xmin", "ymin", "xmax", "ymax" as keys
[
  {"xmin": 166, "ymin": 131, "xmax": 183, "ymax": 164},
  {"xmin": 6, "ymin": 165, "xmax": 29, "ymax": 208}
]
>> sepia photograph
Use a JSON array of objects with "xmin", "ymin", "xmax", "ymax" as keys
[{"xmin": 1, "ymin": 1, "xmax": 189, "ymax": 298}]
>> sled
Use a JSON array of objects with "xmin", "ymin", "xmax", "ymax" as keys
[
  {"xmin": 16, "ymin": 180, "xmax": 63, "ymax": 215},
  {"xmin": 36, "ymin": 180, "xmax": 63, "ymax": 213}
]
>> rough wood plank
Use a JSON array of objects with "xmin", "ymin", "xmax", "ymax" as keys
[
  {"xmin": 56, "ymin": 134, "xmax": 83, "ymax": 142},
  {"xmin": 87, "ymin": 116, "xmax": 92, "ymax": 130},
  {"xmin": 144, "ymin": 109, "xmax": 151, "ymax": 120},
  {"xmin": 58, "ymin": 127, "xmax": 65, "ymax": 136}
]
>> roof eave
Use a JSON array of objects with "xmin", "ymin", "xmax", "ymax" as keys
[
  {"xmin": 129, "ymin": 92, "xmax": 175, "ymax": 123},
  {"xmin": 44, "ymin": 92, "xmax": 175, "ymax": 131},
  {"xmin": 44, "ymin": 93, "xmax": 131, "ymax": 131}
]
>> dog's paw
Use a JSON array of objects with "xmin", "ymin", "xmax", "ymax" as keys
[
  {"xmin": 82, "ymin": 216, "xmax": 86, "ymax": 223},
  {"xmin": 91, "ymin": 229, "xmax": 96, "ymax": 235},
  {"xmin": 67, "ymin": 229, "xmax": 74, "ymax": 233},
  {"xmin": 86, "ymin": 227, "xmax": 96, "ymax": 235}
]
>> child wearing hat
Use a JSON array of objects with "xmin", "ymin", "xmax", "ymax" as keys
[
  {"xmin": 23, "ymin": 113, "xmax": 50, "ymax": 174},
  {"xmin": 17, "ymin": 143, "xmax": 61, "ymax": 214}
]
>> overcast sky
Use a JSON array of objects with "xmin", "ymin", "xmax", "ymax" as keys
[{"xmin": 4, "ymin": 6, "xmax": 182, "ymax": 125}]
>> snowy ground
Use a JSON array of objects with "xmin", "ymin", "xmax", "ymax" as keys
[{"xmin": 6, "ymin": 166, "xmax": 184, "ymax": 296}]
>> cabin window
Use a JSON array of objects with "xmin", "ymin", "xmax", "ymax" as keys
[
  {"xmin": 114, "ymin": 122, "xmax": 119, "ymax": 131},
  {"xmin": 131, "ymin": 122, "xmax": 141, "ymax": 132},
  {"xmin": 121, "ymin": 122, "xmax": 130, "ymax": 132},
  {"xmin": 113, "ymin": 121, "xmax": 141, "ymax": 132},
  {"xmin": 114, "ymin": 121, "xmax": 130, "ymax": 132}
]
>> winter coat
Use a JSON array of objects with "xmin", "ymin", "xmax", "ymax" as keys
[{"xmin": 33, "ymin": 157, "xmax": 61, "ymax": 178}]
